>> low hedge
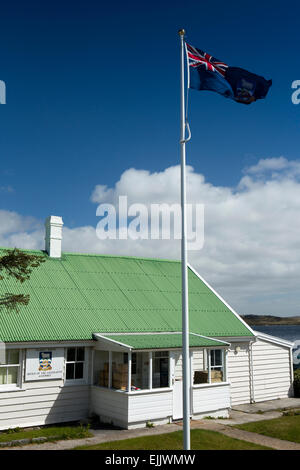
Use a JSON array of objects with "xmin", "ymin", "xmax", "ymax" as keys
[{"xmin": 293, "ymin": 369, "xmax": 300, "ymax": 397}]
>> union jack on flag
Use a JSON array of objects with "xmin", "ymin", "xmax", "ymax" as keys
[{"xmin": 186, "ymin": 43, "xmax": 228, "ymax": 78}]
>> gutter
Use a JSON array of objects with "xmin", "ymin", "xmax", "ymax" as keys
[{"xmin": 253, "ymin": 330, "xmax": 295, "ymax": 348}]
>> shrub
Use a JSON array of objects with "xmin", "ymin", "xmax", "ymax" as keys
[
  {"xmin": 146, "ymin": 421, "xmax": 154, "ymax": 428},
  {"xmin": 293, "ymin": 369, "xmax": 300, "ymax": 397},
  {"xmin": 6, "ymin": 427, "xmax": 21, "ymax": 434}
]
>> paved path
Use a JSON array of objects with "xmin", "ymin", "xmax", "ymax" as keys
[
  {"xmin": 232, "ymin": 397, "xmax": 300, "ymax": 414},
  {"xmin": 215, "ymin": 410, "xmax": 283, "ymax": 425}
]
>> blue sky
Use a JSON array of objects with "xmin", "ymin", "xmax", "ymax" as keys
[
  {"xmin": 1, "ymin": 1, "xmax": 300, "ymax": 315},
  {"xmin": 0, "ymin": 0, "xmax": 298, "ymax": 227}
]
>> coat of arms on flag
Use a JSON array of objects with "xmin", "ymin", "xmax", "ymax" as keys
[
  {"xmin": 186, "ymin": 43, "xmax": 272, "ymax": 104},
  {"xmin": 39, "ymin": 351, "xmax": 52, "ymax": 371}
]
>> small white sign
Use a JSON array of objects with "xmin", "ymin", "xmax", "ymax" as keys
[{"xmin": 25, "ymin": 348, "xmax": 64, "ymax": 381}]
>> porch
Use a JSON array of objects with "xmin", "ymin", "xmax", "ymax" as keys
[{"xmin": 90, "ymin": 332, "xmax": 231, "ymax": 428}]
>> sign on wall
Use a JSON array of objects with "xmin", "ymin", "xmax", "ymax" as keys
[{"xmin": 25, "ymin": 348, "xmax": 64, "ymax": 381}]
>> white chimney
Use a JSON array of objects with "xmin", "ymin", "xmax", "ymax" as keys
[{"xmin": 45, "ymin": 216, "xmax": 64, "ymax": 258}]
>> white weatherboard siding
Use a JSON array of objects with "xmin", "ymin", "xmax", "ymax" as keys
[
  {"xmin": 192, "ymin": 350, "xmax": 204, "ymax": 372},
  {"xmin": 91, "ymin": 383, "xmax": 229, "ymax": 429},
  {"xmin": 90, "ymin": 387, "xmax": 172, "ymax": 429},
  {"xmin": 252, "ymin": 338, "xmax": 293, "ymax": 402},
  {"xmin": 0, "ymin": 381, "xmax": 89, "ymax": 430},
  {"xmin": 128, "ymin": 389, "xmax": 173, "ymax": 427},
  {"xmin": 0, "ymin": 346, "xmax": 92, "ymax": 430},
  {"xmin": 174, "ymin": 352, "xmax": 182, "ymax": 380},
  {"xmin": 90, "ymin": 386, "xmax": 129, "ymax": 428},
  {"xmin": 227, "ymin": 343, "xmax": 251, "ymax": 405},
  {"xmin": 192, "ymin": 383, "xmax": 231, "ymax": 416}
]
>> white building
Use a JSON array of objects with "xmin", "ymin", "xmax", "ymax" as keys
[{"xmin": 0, "ymin": 216, "xmax": 294, "ymax": 430}]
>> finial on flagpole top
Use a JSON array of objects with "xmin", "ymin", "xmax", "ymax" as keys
[{"xmin": 178, "ymin": 29, "xmax": 185, "ymax": 37}]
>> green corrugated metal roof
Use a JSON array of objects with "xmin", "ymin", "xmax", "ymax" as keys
[
  {"xmin": 102, "ymin": 333, "xmax": 229, "ymax": 350},
  {"xmin": 0, "ymin": 248, "xmax": 253, "ymax": 342}
]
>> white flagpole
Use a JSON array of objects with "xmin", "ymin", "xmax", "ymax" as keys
[{"xmin": 178, "ymin": 28, "xmax": 190, "ymax": 451}]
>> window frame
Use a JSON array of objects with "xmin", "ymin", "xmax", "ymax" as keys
[
  {"xmin": 65, "ymin": 347, "xmax": 87, "ymax": 385},
  {"xmin": 0, "ymin": 349, "xmax": 21, "ymax": 390},
  {"xmin": 131, "ymin": 352, "xmax": 137, "ymax": 376},
  {"xmin": 192, "ymin": 348, "xmax": 227, "ymax": 386},
  {"xmin": 210, "ymin": 349, "xmax": 223, "ymax": 369},
  {"xmin": 208, "ymin": 349, "xmax": 225, "ymax": 383},
  {"xmin": 152, "ymin": 350, "xmax": 170, "ymax": 389}
]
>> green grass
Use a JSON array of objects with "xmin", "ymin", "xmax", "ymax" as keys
[
  {"xmin": 0, "ymin": 424, "xmax": 92, "ymax": 445},
  {"xmin": 235, "ymin": 414, "xmax": 300, "ymax": 444},
  {"xmin": 75, "ymin": 429, "xmax": 270, "ymax": 450}
]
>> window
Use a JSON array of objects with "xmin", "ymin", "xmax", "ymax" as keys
[
  {"xmin": 66, "ymin": 347, "xmax": 85, "ymax": 381},
  {"xmin": 0, "ymin": 350, "xmax": 20, "ymax": 387},
  {"xmin": 94, "ymin": 350, "xmax": 109, "ymax": 387},
  {"xmin": 210, "ymin": 350, "xmax": 222, "ymax": 368},
  {"xmin": 193, "ymin": 349, "xmax": 209, "ymax": 384},
  {"xmin": 131, "ymin": 352, "xmax": 148, "ymax": 390},
  {"xmin": 131, "ymin": 353, "xmax": 137, "ymax": 375},
  {"xmin": 153, "ymin": 351, "xmax": 169, "ymax": 388},
  {"xmin": 111, "ymin": 352, "xmax": 128, "ymax": 390},
  {"xmin": 210, "ymin": 349, "xmax": 224, "ymax": 382},
  {"xmin": 193, "ymin": 349, "xmax": 226, "ymax": 385}
]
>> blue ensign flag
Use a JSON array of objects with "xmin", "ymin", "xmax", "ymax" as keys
[{"xmin": 186, "ymin": 43, "xmax": 272, "ymax": 104}]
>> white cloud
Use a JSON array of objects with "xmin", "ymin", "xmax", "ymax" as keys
[
  {"xmin": 0, "ymin": 210, "xmax": 43, "ymax": 248},
  {"xmin": 246, "ymin": 156, "xmax": 289, "ymax": 173},
  {"xmin": 1, "ymin": 157, "xmax": 300, "ymax": 316},
  {"xmin": 243, "ymin": 156, "xmax": 300, "ymax": 181}
]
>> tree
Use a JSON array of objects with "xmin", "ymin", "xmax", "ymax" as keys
[{"xmin": 0, "ymin": 248, "xmax": 45, "ymax": 311}]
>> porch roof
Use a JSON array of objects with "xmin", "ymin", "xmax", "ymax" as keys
[{"xmin": 94, "ymin": 332, "xmax": 230, "ymax": 350}]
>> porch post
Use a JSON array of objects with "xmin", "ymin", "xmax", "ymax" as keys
[
  {"xmin": 224, "ymin": 350, "xmax": 228, "ymax": 382},
  {"xmin": 190, "ymin": 351, "xmax": 193, "ymax": 417},
  {"xmin": 168, "ymin": 352, "xmax": 172, "ymax": 388},
  {"xmin": 128, "ymin": 351, "xmax": 132, "ymax": 392},
  {"xmin": 190, "ymin": 351, "xmax": 193, "ymax": 387},
  {"xmin": 208, "ymin": 350, "xmax": 211, "ymax": 384},
  {"xmin": 91, "ymin": 349, "xmax": 94, "ymax": 385},
  {"xmin": 149, "ymin": 352, "xmax": 152, "ymax": 390}
]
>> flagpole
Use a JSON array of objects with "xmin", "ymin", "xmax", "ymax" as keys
[{"xmin": 178, "ymin": 28, "xmax": 190, "ymax": 451}]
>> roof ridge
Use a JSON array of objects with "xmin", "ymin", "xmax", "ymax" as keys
[
  {"xmin": 0, "ymin": 246, "xmax": 179, "ymax": 263},
  {"xmin": 63, "ymin": 252, "xmax": 179, "ymax": 263},
  {"xmin": 0, "ymin": 246, "xmax": 47, "ymax": 255}
]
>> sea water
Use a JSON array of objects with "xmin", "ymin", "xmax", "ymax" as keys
[{"xmin": 252, "ymin": 324, "xmax": 300, "ymax": 343}]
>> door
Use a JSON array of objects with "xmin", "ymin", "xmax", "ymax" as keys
[
  {"xmin": 172, "ymin": 351, "xmax": 183, "ymax": 420},
  {"xmin": 173, "ymin": 378, "xmax": 183, "ymax": 420},
  {"xmin": 159, "ymin": 356, "xmax": 169, "ymax": 387},
  {"xmin": 171, "ymin": 350, "xmax": 193, "ymax": 420}
]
